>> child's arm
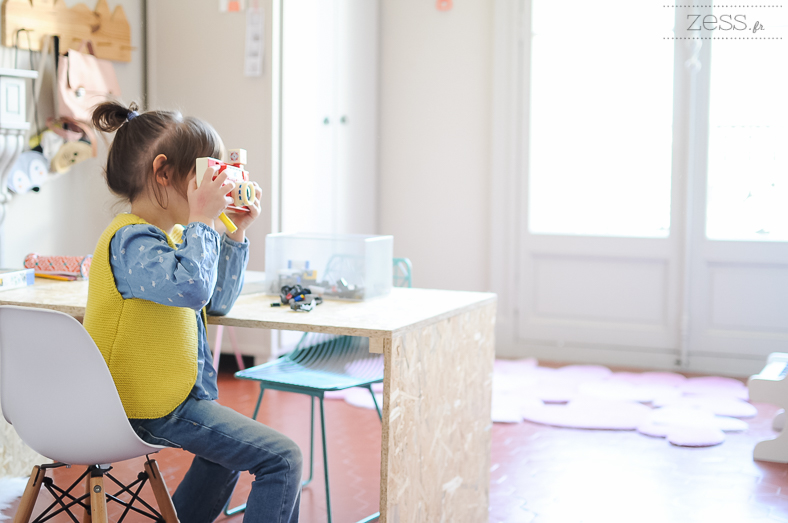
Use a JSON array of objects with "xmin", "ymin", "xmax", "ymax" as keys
[
  {"xmin": 110, "ymin": 222, "xmax": 221, "ymax": 310},
  {"xmin": 207, "ymin": 181, "xmax": 261, "ymax": 315},
  {"xmin": 207, "ymin": 233, "xmax": 250, "ymax": 316}
]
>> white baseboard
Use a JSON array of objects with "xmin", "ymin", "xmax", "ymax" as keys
[{"xmin": 496, "ymin": 339, "xmax": 765, "ymax": 378}]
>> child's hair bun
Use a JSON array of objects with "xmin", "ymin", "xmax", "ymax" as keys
[{"xmin": 92, "ymin": 101, "xmax": 140, "ymax": 133}]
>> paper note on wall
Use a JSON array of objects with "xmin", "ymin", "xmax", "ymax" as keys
[
  {"xmin": 244, "ymin": 3, "xmax": 264, "ymax": 77},
  {"xmin": 220, "ymin": 0, "xmax": 246, "ymax": 12}
]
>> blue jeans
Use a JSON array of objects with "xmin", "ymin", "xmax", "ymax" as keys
[{"xmin": 129, "ymin": 396, "xmax": 302, "ymax": 523}]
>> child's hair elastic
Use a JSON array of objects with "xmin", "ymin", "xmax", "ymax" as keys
[{"xmin": 127, "ymin": 110, "xmax": 139, "ymax": 121}]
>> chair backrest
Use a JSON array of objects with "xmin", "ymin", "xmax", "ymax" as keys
[
  {"xmin": 324, "ymin": 254, "xmax": 366, "ymax": 287},
  {"xmin": 285, "ymin": 258, "xmax": 412, "ymax": 371},
  {"xmin": 288, "ymin": 334, "xmax": 382, "ymax": 379},
  {"xmin": 393, "ymin": 258, "xmax": 412, "ymax": 288},
  {"xmin": 0, "ymin": 306, "xmax": 162, "ymax": 465}
]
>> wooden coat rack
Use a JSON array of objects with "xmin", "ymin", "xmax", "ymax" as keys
[{"xmin": 1, "ymin": 0, "xmax": 132, "ymax": 62}]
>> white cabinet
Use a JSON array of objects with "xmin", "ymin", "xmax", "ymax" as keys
[{"xmin": 280, "ymin": 0, "xmax": 378, "ymax": 235}]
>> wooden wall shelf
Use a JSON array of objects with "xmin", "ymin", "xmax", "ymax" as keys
[{"xmin": 1, "ymin": 0, "xmax": 132, "ymax": 62}]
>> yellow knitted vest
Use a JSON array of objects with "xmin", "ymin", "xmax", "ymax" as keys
[{"xmin": 84, "ymin": 213, "xmax": 199, "ymax": 419}]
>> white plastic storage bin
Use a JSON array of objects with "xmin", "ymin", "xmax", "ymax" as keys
[{"xmin": 265, "ymin": 233, "xmax": 393, "ymax": 300}]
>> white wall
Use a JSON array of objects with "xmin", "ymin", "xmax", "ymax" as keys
[
  {"xmin": 1, "ymin": 0, "xmax": 275, "ymax": 361},
  {"xmin": 379, "ymin": 0, "xmax": 493, "ymax": 292},
  {"xmin": 147, "ymin": 1, "xmax": 274, "ymax": 268},
  {"xmin": 0, "ymin": 0, "xmax": 495, "ymax": 354},
  {"xmin": 0, "ymin": 0, "xmax": 145, "ymax": 267}
]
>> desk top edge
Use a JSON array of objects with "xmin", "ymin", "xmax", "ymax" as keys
[{"xmin": 0, "ymin": 281, "xmax": 497, "ymax": 338}]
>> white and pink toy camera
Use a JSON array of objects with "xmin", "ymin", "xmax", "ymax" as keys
[
  {"xmin": 195, "ymin": 149, "xmax": 256, "ymax": 233},
  {"xmin": 195, "ymin": 148, "xmax": 256, "ymax": 212}
]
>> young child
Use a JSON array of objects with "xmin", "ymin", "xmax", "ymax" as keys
[{"xmin": 83, "ymin": 101, "xmax": 302, "ymax": 522}]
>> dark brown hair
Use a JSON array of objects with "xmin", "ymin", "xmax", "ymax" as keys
[{"xmin": 92, "ymin": 101, "xmax": 223, "ymax": 207}]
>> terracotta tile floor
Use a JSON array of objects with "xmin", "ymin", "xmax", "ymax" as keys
[{"xmin": 5, "ymin": 365, "xmax": 788, "ymax": 522}]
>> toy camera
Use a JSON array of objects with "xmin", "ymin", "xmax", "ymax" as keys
[{"xmin": 195, "ymin": 148, "xmax": 255, "ymax": 233}]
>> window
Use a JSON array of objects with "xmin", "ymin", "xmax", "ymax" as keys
[
  {"xmin": 528, "ymin": 1, "xmax": 675, "ymax": 238},
  {"xmin": 705, "ymin": 20, "xmax": 788, "ymax": 241}
]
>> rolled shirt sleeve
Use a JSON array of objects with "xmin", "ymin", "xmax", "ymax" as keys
[{"xmin": 207, "ymin": 233, "xmax": 250, "ymax": 316}]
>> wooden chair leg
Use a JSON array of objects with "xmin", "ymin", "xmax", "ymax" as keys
[
  {"xmin": 82, "ymin": 472, "xmax": 92, "ymax": 523},
  {"xmin": 13, "ymin": 466, "xmax": 44, "ymax": 523},
  {"xmin": 144, "ymin": 459, "xmax": 179, "ymax": 523},
  {"xmin": 88, "ymin": 475, "xmax": 107, "ymax": 523}
]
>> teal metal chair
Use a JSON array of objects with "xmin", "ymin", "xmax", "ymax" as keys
[
  {"xmin": 393, "ymin": 257, "xmax": 412, "ymax": 288},
  {"xmin": 223, "ymin": 258, "xmax": 412, "ymax": 523}
]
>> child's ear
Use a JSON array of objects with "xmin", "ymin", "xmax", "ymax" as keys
[{"xmin": 152, "ymin": 154, "xmax": 170, "ymax": 186}]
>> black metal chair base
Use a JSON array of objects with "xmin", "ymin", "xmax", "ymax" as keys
[{"xmin": 31, "ymin": 463, "xmax": 164, "ymax": 523}]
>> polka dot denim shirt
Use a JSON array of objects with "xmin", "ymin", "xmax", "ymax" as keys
[{"xmin": 109, "ymin": 221, "xmax": 249, "ymax": 401}]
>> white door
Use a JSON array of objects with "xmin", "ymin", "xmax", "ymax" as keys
[
  {"xmin": 335, "ymin": 0, "xmax": 378, "ymax": 234},
  {"xmin": 687, "ymin": 21, "xmax": 788, "ymax": 376},
  {"xmin": 280, "ymin": 0, "xmax": 378, "ymax": 235},
  {"xmin": 280, "ymin": 0, "xmax": 337, "ymax": 234},
  {"xmin": 516, "ymin": 1, "xmax": 682, "ymax": 368},
  {"xmin": 511, "ymin": 1, "xmax": 788, "ymax": 375}
]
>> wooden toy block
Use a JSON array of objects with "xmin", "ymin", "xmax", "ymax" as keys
[{"xmin": 228, "ymin": 148, "xmax": 247, "ymax": 166}]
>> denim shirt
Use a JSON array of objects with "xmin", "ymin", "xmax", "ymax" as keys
[{"xmin": 109, "ymin": 221, "xmax": 248, "ymax": 402}]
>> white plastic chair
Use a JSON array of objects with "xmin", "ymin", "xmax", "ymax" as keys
[{"xmin": 0, "ymin": 305, "xmax": 179, "ymax": 523}]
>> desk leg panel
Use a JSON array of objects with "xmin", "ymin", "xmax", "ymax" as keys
[{"xmin": 380, "ymin": 302, "xmax": 496, "ymax": 523}]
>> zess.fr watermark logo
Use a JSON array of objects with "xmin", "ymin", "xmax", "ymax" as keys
[
  {"xmin": 687, "ymin": 13, "xmax": 764, "ymax": 32},
  {"xmin": 666, "ymin": 5, "xmax": 785, "ymax": 40}
]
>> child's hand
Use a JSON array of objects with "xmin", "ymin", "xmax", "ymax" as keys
[
  {"xmin": 188, "ymin": 167, "xmax": 236, "ymax": 227},
  {"xmin": 225, "ymin": 182, "xmax": 263, "ymax": 242}
]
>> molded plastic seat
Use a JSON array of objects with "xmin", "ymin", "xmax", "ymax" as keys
[
  {"xmin": 0, "ymin": 305, "xmax": 165, "ymax": 465},
  {"xmin": 0, "ymin": 305, "xmax": 178, "ymax": 523}
]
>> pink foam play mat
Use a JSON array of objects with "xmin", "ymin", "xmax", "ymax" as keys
[{"xmin": 331, "ymin": 359, "xmax": 759, "ymax": 448}]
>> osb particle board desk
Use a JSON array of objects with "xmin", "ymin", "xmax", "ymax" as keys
[{"xmin": 0, "ymin": 278, "xmax": 497, "ymax": 522}]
